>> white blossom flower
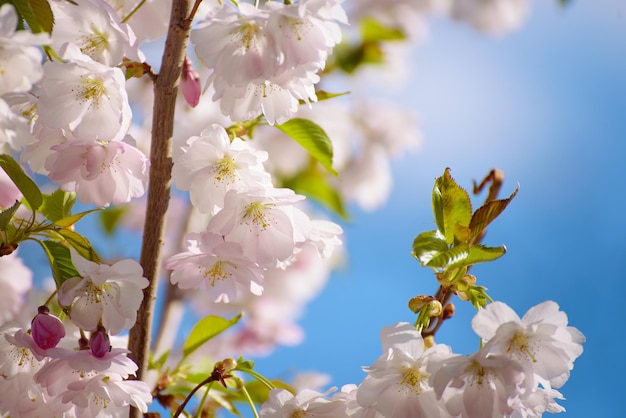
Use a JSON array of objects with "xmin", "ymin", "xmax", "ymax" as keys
[
  {"xmin": 166, "ymin": 231, "xmax": 265, "ymax": 303},
  {"xmin": 45, "ymin": 137, "xmax": 149, "ymax": 206},
  {"xmin": 0, "ymin": 97, "xmax": 34, "ymax": 152},
  {"xmin": 450, "ymin": 0, "xmax": 530, "ymax": 35},
  {"xmin": 0, "ymin": 4, "xmax": 49, "ymax": 95},
  {"xmin": 50, "ymin": 0, "xmax": 141, "ymax": 66},
  {"xmin": 58, "ymin": 250, "xmax": 148, "ymax": 334},
  {"xmin": 104, "ymin": 0, "xmax": 171, "ymax": 43},
  {"xmin": 0, "ymin": 252, "xmax": 33, "ymax": 323},
  {"xmin": 472, "ymin": 301, "xmax": 585, "ymax": 388},
  {"xmin": 356, "ymin": 322, "xmax": 451, "ymax": 417},
  {"xmin": 431, "ymin": 347, "xmax": 532, "ymax": 418},
  {"xmin": 260, "ymin": 388, "xmax": 347, "ymax": 417},
  {"xmin": 172, "ymin": 124, "xmax": 271, "ymax": 214},
  {"xmin": 207, "ymin": 188, "xmax": 309, "ymax": 267},
  {"xmin": 38, "ymin": 43, "xmax": 132, "ymax": 141}
]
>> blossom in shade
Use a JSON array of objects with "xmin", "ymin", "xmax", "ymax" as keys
[
  {"xmin": 449, "ymin": 0, "xmax": 530, "ymax": 35},
  {"xmin": 166, "ymin": 231, "xmax": 265, "ymax": 303},
  {"xmin": 0, "ymin": 4, "xmax": 50, "ymax": 95},
  {"xmin": 45, "ymin": 137, "xmax": 149, "ymax": 206},
  {"xmin": 38, "ymin": 43, "xmax": 131, "ymax": 141},
  {"xmin": 260, "ymin": 388, "xmax": 347, "ymax": 417},
  {"xmin": 58, "ymin": 250, "xmax": 148, "ymax": 335},
  {"xmin": 0, "ymin": 252, "xmax": 32, "ymax": 323},
  {"xmin": 431, "ymin": 347, "xmax": 531, "ymax": 418},
  {"xmin": 471, "ymin": 301, "xmax": 585, "ymax": 388},
  {"xmin": 31, "ymin": 306, "xmax": 66, "ymax": 350},
  {"xmin": 356, "ymin": 322, "xmax": 452, "ymax": 417},
  {"xmin": 0, "ymin": 97, "xmax": 34, "ymax": 152},
  {"xmin": 172, "ymin": 124, "xmax": 271, "ymax": 214}
]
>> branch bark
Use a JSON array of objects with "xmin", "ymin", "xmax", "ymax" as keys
[{"xmin": 127, "ymin": 0, "xmax": 192, "ymax": 415}]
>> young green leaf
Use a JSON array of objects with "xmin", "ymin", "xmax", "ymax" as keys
[
  {"xmin": 283, "ymin": 166, "xmax": 348, "ymax": 218},
  {"xmin": 0, "ymin": 200, "xmax": 21, "ymax": 231},
  {"xmin": 433, "ymin": 168, "xmax": 472, "ymax": 244},
  {"xmin": 183, "ymin": 314, "xmax": 242, "ymax": 360},
  {"xmin": 275, "ymin": 118, "xmax": 337, "ymax": 176},
  {"xmin": 469, "ymin": 186, "xmax": 519, "ymax": 240},
  {"xmin": 0, "ymin": 154, "xmax": 43, "ymax": 211},
  {"xmin": 12, "ymin": 0, "xmax": 54, "ymax": 33},
  {"xmin": 38, "ymin": 240, "xmax": 80, "ymax": 287},
  {"xmin": 40, "ymin": 190, "xmax": 76, "ymax": 223},
  {"xmin": 55, "ymin": 228, "xmax": 100, "ymax": 263},
  {"xmin": 465, "ymin": 244, "xmax": 507, "ymax": 265},
  {"xmin": 425, "ymin": 243, "xmax": 470, "ymax": 270},
  {"xmin": 53, "ymin": 208, "xmax": 101, "ymax": 228},
  {"xmin": 412, "ymin": 230, "xmax": 448, "ymax": 266},
  {"xmin": 98, "ymin": 205, "xmax": 130, "ymax": 235},
  {"xmin": 360, "ymin": 17, "xmax": 406, "ymax": 43}
]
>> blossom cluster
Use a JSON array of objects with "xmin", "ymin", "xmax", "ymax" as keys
[
  {"xmin": 0, "ymin": 250, "xmax": 152, "ymax": 416},
  {"xmin": 258, "ymin": 300, "xmax": 585, "ymax": 418}
]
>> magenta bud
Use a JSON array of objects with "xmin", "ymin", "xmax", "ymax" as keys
[
  {"xmin": 181, "ymin": 56, "xmax": 201, "ymax": 108},
  {"xmin": 31, "ymin": 305, "xmax": 65, "ymax": 350},
  {"xmin": 89, "ymin": 327, "xmax": 111, "ymax": 358}
]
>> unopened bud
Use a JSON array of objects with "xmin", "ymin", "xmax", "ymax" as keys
[
  {"xmin": 408, "ymin": 295, "xmax": 434, "ymax": 313},
  {"xmin": 442, "ymin": 303, "xmax": 455, "ymax": 320},
  {"xmin": 456, "ymin": 274, "xmax": 476, "ymax": 301},
  {"xmin": 428, "ymin": 300, "xmax": 443, "ymax": 317},
  {"xmin": 31, "ymin": 305, "xmax": 65, "ymax": 350},
  {"xmin": 221, "ymin": 357, "xmax": 238, "ymax": 373},
  {"xmin": 180, "ymin": 56, "xmax": 201, "ymax": 107},
  {"xmin": 89, "ymin": 326, "xmax": 111, "ymax": 358}
]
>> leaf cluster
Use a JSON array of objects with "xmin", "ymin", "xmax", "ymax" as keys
[
  {"xmin": 412, "ymin": 168, "xmax": 518, "ymax": 310},
  {"xmin": 1, "ymin": 154, "xmax": 100, "ymax": 287}
]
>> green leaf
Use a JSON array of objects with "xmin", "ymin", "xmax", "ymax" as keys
[
  {"xmin": 98, "ymin": 205, "xmax": 129, "ymax": 235},
  {"xmin": 425, "ymin": 243, "xmax": 470, "ymax": 270},
  {"xmin": 469, "ymin": 186, "xmax": 519, "ymax": 240},
  {"xmin": 38, "ymin": 240, "xmax": 80, "ymax": 287},
  {"xmin": 433, "ymin": 168, "xmax": 472, "ymax": 244},
  {"xmin": 40, "ymin": 190, "xmax": 76, "ymax": 223},
  {"xmin": 314, "ymin": 90, "xmax": 350, "ymax": 102},
  {"xmin": 411, "ymin": 230, "xmax": 448, "ymax": 266},
  {"xmin": 283, "ymin": 167, "xmax": 348, "ymax": 218},
  {"xmin": 12, "ymin": 0, "xmax": 54, "ymax": 33},
  {"xmin": 558, "ymin": 0, "xmax": 573, "ymax": 6},
  {"xmin": 0, "ymin": 154, "xmax": 43, "ymax": 211},
  {"xmin": 0, "ymin": 200, "xmax": 20, "ymax": 231},
  {"xmin": 149, "ymin": 349, "xmax": 170, "ymax": 371},
  {"xmin": 275, "ymin": 118, "xmax": 337, "ymax": 176},
  {"xmin": 53, "ymin": 208, "xmax": 100, "ymax": 228},
  {"xmin": 465, "ymin": 245, "xmax": 507, "ymax": 265},
  {"xmin": 55, "ymin": 228, "xmax": 100, "ymax": 263},
  {"xmin": 183, "ymin": 314, "xmax": 242, "ymax": 360},
  {"xmin": 360, "ymin": 17, "xmax": 406, "ymax": 42}
]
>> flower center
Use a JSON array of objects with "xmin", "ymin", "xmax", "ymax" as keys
[
  {"xmin": 80, "ymin": 26, "xmax": 109, "ymax": 61},
  {"xmin": 243, "ymin": 202, "xmax": 273, "ymax": 230},
  {"xmin": 204, "ymin": 261, "xmax": 233, "ymax": 287},
  {"xmin": 77, "ymin": 76, "xmax": 106, "ymax": 109},
  {"xmin": 507, "ymin": 331, "xmax": 537, "ymax": 363},
  {"xmin": 213, "ymin": 155, "xmax": 237, "ymax": 184},
  {"xmin": 399, "ymin": 365, "xmax": 429, "ymax": 396},
  {"xmin": 290, "ymin": 411, "xmax": 307, "ymax": 418}
]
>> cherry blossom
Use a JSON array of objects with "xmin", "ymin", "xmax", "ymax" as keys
[
  {"xmin": 0, "ymin": 4, "xmax": 49, "ymax": 96},
  {"xmin": 58, "ymin": 250, "xmax": 148, "ymax": 334},
  {"xmin": 260, "ymin": 388, "xmax": 347, "ymax": 417},
  {"xmin": 0, "ymin": 252, "xmax": 32, "ymax": 324},
  {"xmin": 166, "ymin": 231, "xmax": 265, "ymax": 303},
  {"xmin": 45, "ymin": 137, "xmax": 149, "ymax": 206},
  {"xmin": 49, "ymin": 0, "xmax": 140, "ymax": 66},
  {"xmin": 172, "ymin": 124, "xmax": 271, "ymax": 214},
  {"xmin": 208, "ymin": 187, "xmax": 310, "ymax": 267},
  {"xmin": 38, "ymin": 43, "xmax": 132, "ymax": 142},
  {"xmin": 472, "ymin": 301, "xmax": 585, "ymax": 388},
  {"xmin": 356, "ymin": 322, "xmax": 452, "ymax": 417},
  {"xmin": 450, "ymin": 0, "xmax": 530, "ymax": 35},
  {"xmin": 0, "ymin": 97, "xmax": 34, "ymax": 152}
]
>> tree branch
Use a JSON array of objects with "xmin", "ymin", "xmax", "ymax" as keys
[{"xmin": 127, "ymin": 0, "xmax": 192, "ymax": 415}]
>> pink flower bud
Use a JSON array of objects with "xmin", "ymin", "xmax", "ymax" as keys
[
  {"xmin": 180, "ymin": 56, "xmax": 201, "ymax": 108},
  {"xmin": 89, "ymin": 326, "xmax": 111, "ymax": 358},
  {"xmin": 31, "ymin": 305, "xmax": 65, "ymax": 350}
]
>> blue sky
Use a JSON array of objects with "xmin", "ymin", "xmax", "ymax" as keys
[{"xmin": 251, "ymin": 1, "xmax": 626, "ymax": 417}]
